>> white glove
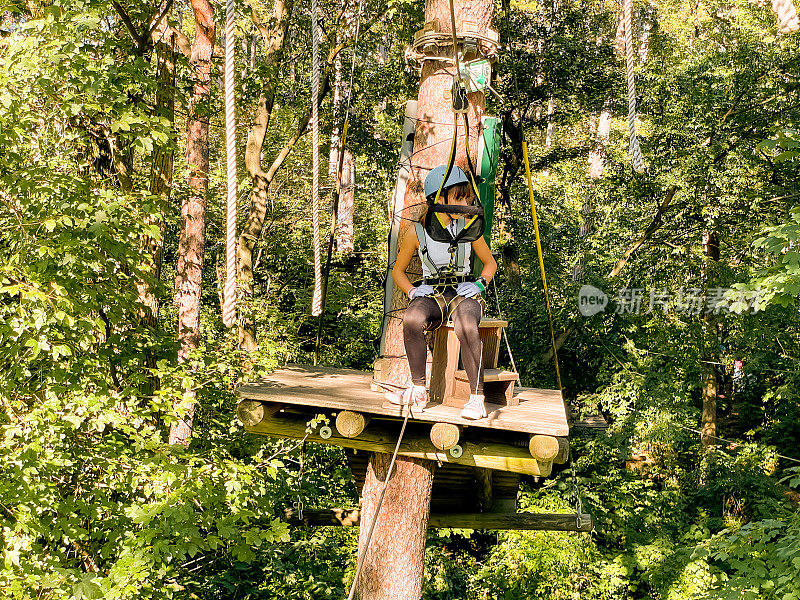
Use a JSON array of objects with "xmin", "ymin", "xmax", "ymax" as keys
[
  {"xmin": 456, "ymin": 281, "xmax": 482, "ymax": 298},
  {"xmin": 408, "ymin": 284, "xmax": 434, "ymax": 300}
]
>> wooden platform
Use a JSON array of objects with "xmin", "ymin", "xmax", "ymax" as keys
[{"xmin": 236, "ymin": 364, "xmax": 569, "ymax": 437}]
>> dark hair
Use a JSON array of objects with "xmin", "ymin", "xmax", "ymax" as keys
[{"xmin": 444, "ymin": 182, "xmax": 474, "ymax": 202}]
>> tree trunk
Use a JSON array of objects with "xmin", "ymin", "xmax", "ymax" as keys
[
  {"xmin": 170, "ymin": 0, "xmax": 215, "ymax": 446},
  {"xmin": 238, "ymin": 0, "xmax": 294, "ymax": 352},
  {"xmin": 337, "ymin": 148, "xmax": 355, "ymax": 253},
  {"xmin": 328, "ymin": 48, "xmax": 344, "ymax": 177},
  {"xmin": 354, "ymin": 454, "xmax": 436, "ymax": 600},
  {"xmin": 701, "ymin": 231, "xmax": 720, "ymax": 447},
  {"xmin": 365, "ymin": 0, "xmax": 492, "ymax": 597},
  {"xmin": 137, "ymin": 17, "xmax": 177, "ymax": 398},
  {"xmin": 139, "ymin": 21, "xmax": 176, "ymax": 330},
  {"xmin": 574, "ymin": 101, "xmax": 611, "ymax": 281}
]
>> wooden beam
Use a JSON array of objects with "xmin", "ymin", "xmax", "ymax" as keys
[
  {"xmin": 245, "ymin": 412, "xmax": 553, "ymax": 476},
  {"xmin": 554, "ymin": 437, "xmax": 570, "ymax": 464},
  {"xmin": 283, "ymin": 508, "xmax": 593, "ymax": 532},
  {"xmin": 529, "ymin": 435, "xmax": 559, "ymax": 460},
  {"xmin": 475, "ymin": 468, "xmax": 493, "ymax": 512}
]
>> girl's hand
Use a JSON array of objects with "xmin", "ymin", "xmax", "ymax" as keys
[
  {"xmin": 408, "ymin": 284, "xmax": 434, "ymax": 300},
  {"xmin": 456, "ymin": 281, "xmax": 483, "ymax": 298}
]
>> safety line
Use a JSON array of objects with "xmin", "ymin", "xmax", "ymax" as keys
[
  {"xmin": 346, "ymin": 403, "xmax": 414, "ymax": 600},
  {"xmin": 522, "ymin": 141, "xmax": 562, "ymax": 391}
]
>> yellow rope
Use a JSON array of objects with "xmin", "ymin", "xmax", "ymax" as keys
[{"xmin": 522, "ymin": 141, "xmax": 562, "ymax": 391}]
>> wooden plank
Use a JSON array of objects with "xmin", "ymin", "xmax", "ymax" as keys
[
  {"xmin": 236, "ymin": 365, "xmax": 569, "ymax": 436},
  {"xmin": 282, "ymin": 508, "xmax": 593, "ymax": 532},
  {"xmin": 245, "ymin": 412, "xmax": 553, "ymax": 476},
  {"xmin": 455, "ymin": 368, "xmax": 518, "ymax": 382}
]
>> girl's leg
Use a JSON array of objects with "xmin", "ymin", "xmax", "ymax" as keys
[
  {"xmin": 452, "ymin": 298, "xmax": 484, "ymax": 395},
  {"xmin": 403, "ymin": 297, "xmax": 442, "ymax": 386}
]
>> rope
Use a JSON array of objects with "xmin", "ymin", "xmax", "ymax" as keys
[
  {"xmin": 346, "ymin": 404, "xmax": 414, "ymax": 600},
  {"xmin": 773, "ymin": 0, "xmax": 800, "ymax": 33},
  {"xmin": 523, "ymin": 142, "xmax": 588, "ymax": 526},
  {"xmin": 522, "ymin": 141, "xmax": 562, "ymax": 390},
  {"xmin": 310, "ymin": 0, "xmax": 322, "ymax": 317},
  {"xmin": 222, "ymin": 0, "xmax": 237, "ymax": 328},
  {"xmin": 623, "ymin": 0, "xmax": 645, "ymax": 173}
]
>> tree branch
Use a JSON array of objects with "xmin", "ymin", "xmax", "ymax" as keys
[
  {"xmin": 111, "ymin": 0, "xmax": 145, "ymax": 50},
  {"xmin": 607, "ymin": 185, "xmax": 679, "ymax": 278}
]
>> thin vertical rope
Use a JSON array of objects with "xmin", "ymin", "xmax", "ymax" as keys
[
  {"xmin": 311, "ymin": 0, "xmax": 323, "ymax": 317},
  {"xmin": 222, "ymin": 0, "xmax": 237, "ymax": 328},
  {"xmin": 623, "ymin": 0, "xmax": 645, "ymax": 173}
]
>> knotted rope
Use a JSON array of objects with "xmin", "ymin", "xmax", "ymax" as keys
[
  {"xmin": 623, "ymin": 0, "xmax": 645, "ymax": 172},
  {"xmin": 310, "ymin": 0, "xmax": 323, "ymax": 317},
  {"xmin": 222, "ymin": 0, "xmax": 237, "ymax": 328},
  {"xmin": 773, "ymin": 0, "xmax": 799, "ymax": 33}
]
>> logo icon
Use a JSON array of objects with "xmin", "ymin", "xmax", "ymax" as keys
[{"xmin": 578, "ymin": 285, "xmax": 608, "ymax": 316}]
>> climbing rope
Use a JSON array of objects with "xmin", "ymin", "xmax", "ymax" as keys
[
  {"xmin": 523, "ymin": 141, "xmax": 590, "ymax": 530},
  {"xmin": 623, "ymin": 0, "xmax": 645, "ymax": 172},
  {"xmin": 345, "ymin": 404, "xmax": 414, "ymax": 600},
  {"xmin": 222, "ymin": 0, "xmax": 237, "ymax": 328},
  {"xmin": 773, "ymin": 0, "xmax": 800, "ymax": 33},
  {"xmin": 310, "ymin": 0, "xmax": 323, "ymax": 317},
  {"xmin": 522, "ymin": 141, "xmax": 562, "ymax": 391}
]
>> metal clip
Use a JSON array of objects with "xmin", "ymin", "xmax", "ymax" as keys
[{"xmin": 451, "ymin": 78, "xmax": 469, "ymax": 113}]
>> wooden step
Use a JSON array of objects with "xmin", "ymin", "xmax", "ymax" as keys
[
  {"xmin": 454, "ymin": 368, "xmax": 518, "ymax": 383},
  {"xmin": 445, "ymin": 319, "xmax": 507, "ymax": 329}
]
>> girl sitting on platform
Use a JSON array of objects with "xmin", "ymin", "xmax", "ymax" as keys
[{"xmin": 391, "ymin": 165, "xmax": 497, "ymax": 420}]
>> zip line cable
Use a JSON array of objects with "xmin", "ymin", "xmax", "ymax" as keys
[{"xmin": 522, "ymin": 141, "xmax": 563, "ymax": 391}]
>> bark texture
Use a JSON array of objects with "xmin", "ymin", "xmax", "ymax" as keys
[
  {"xmin": 170, "ymin": 0, "xmax": 215, "ymax": 446},
  {"xmin": 337, "ymin": 148, "xmax": 355, "ymax": 253},
  {"xmin": 701, "ymin": 231, "xmax": 720, "ymax": 446},
  {"xmin": 354, "ymin": 454, "xmax": 436, "ymax": 600}
]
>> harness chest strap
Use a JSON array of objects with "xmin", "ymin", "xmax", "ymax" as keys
[{"xmin": 414, "ymin": 221, "xmax": 467, "ymax": 276}]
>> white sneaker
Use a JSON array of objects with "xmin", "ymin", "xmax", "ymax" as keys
[
  {"xmin": 460, "ymin": 394, "xmax": 487, "ymax": 420},
  {"xmin": 386, "ymin": 384, "xmax": 428, "ymax": 412}
]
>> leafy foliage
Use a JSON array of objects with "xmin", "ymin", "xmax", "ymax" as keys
[{"xmin": 2, "ymin": 0, "xmax": 800, "ymax": 598}]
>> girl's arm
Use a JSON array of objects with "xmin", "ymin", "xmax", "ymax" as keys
[
  {"xmin": 392, "ymin": 230, "xmax": 420, "ymax": 297},
  {"xmin": 472, "ymin": 236, "xmax": 497, "ymax": 283}
]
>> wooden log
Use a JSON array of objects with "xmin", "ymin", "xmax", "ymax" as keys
[
  {"xmin": 528, "ymin": 435, "xmax": 560, "ymax": 478},
  {"xmin": 236, "ymin": 400, "xmax": 282, "ymax": 427},
  {"xmin": 283, "ymin": 508, "xmax": 593, "ymax": 532},
  {"xmin": 245, "ymin": 412, "xmax": 553, "ymax": 476},
  {"xmin": 335, "ymin": 410, "xmax": 370, "ymax": 438},
  {"xmin": 430, "ymin": 422, "xmax": 461, "ymax": 451}
]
